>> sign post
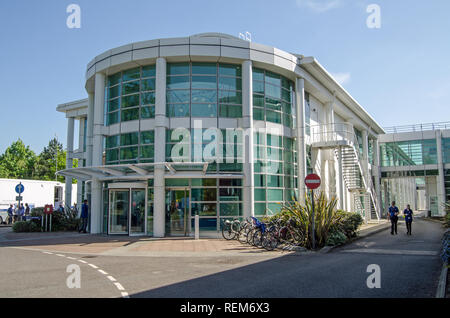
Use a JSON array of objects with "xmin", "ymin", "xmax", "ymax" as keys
[
  {"xmin": 305, "ymin": 174, "xmax": 321, "ymax": 250},
  {"xmin": 15, "ymin": 183, "xmax": 25, "ymax": 214},
  {"xmin": 44, "ymin": 205, "xmax": 54, "ymax": 232}
]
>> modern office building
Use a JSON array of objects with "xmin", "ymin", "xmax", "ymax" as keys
[{"xmin": 56, "ymin": 33, "xmax": 448, "ymax": 237}]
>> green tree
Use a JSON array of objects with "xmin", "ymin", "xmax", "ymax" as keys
[
  {"xmin": 33, "ymin": 138, "xmax": 67, "ymax": 182},
  {"xmin": 0, "ymin": 139, "xmax": 37, "ymax": 179}
]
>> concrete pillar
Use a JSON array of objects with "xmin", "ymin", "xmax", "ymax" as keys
[
  {"xmin": 338, "ymin": 146, "xmax": 345, "ymax": 210},
  {"xmin": 89, "ymin": 73, "xmax": 105, "ymax": 234},
  {"xmin": 65, "ymin": 117, "xmax": 75, "ymax": 208},
  {"xmin": 373, "ymin": 139, "xmax": 382, "ymax": 218},
  {"xmin": 295, "ymin": 78, "xmax": 307, "ymax": 204},
  {"xmin": 242, "ymin": 60, "xmax": 254, "ymax": 218},
  {"xmin": 86, "ymin": 93, "xmax": 94, "ymax": 167},
  {"xmin": 153, "ymin": 57, "xmax": 167, "ymax": 237},
  {"xmin": 436, "ymin": 130, "xmax": 446, "ymax": 216},
  {"xmin": 90, "ymin": 178, "xmax": 102, "ymax": 234}
]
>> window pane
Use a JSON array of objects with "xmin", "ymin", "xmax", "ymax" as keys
[
  {"xmin": 167, "ymin": 103, "xmax": 190, "ymax": 117},
  {"xmin": 141, "ymin": 78, "xmax": 156, "ymax": 91},
  {"xmin": 266, "ymin": 111, "xmax": 282, "ymax": 124},
  {"xmin": 219, "ymin": 64, "xmax": 241, "ymax": 77},
  {"xmin": 220, "ymin": 203, "xmax": 242, "ymax": 216},
  {"xmin": 219, "ymin": 179, "xmax": 242, "ymax": 186},
  {"xmin": 108, "ymin": 98, "xmax": 120, "ymax": 112},
  {"xmin": 252, "ymin": 68, "xmax": 264, "ymax": 82},
  {"xmin": 192, "ymin": 76, "xmax": 217, "ymax": 89},
  {"xmin": 191, "ymin": 203, "xmax": 217, "ymax": 216},
  {"xmin": 192, "ymin": 63, "xmax": 217, "ymax": 75},
  {"xmin": 253, "ymin": 108, "xmax": 264, "ymax": 121},
  {"xmin": 191, "ymin": 188, "xmax": 217, "ymax": 201},
  {"xmin": 141, "ymin": 92, "xmax": 156, "ymax": 105},
  {"xmin": 268, "ymin": 203, "xmax": 282, "ymax": 215},
  {"xmin": 254, "ymin": 203, "xmax": 266, "ymax": 215},
  {"xmin": 267, "ymin": 175, "xmax": 283, "ymax": 187},
  {"xmin": 107, "ymin": 112, "xmax": 119, "ymax": 125},
  {"xmin": 253, "ymin": 80, "xmax": 264, "ymax": 94},
  {"xmin": 122, "ymin": 67, "xmax": 140, "ymax": 82},
  {"xmin": 141, "ymin": 131, "xmax": 154, "ymax": 144},
  {"xmin": 219, "ymin": 104, "xmax": 242, "ymax": 118},
  {"xmin": 253, "ymin": 94, "xmax": 264, "ymax": 107},
  {"xmin": 192, "ymin": 90, "xmax": 217, "ymax": 103},
  {"xmin": 254, "ymin": 174, "xmax": 265, "ymax": 187},
  {"xmin": 218, "ymin": 91, "xmax": 242, "ymax": 104},
  {"xmin": 191, "ymin": 103, "xmax": 217, "ymax": 117},
  {"xmin": 140, "ymin": 146, "xmax": 154, "ymax": 159},
  {"xmin": 122, "ymin": 94, "xmax": 140, "ymax": 108},
  {"xmin": 191, "ymin": 179, "xmax": 217, "ymax": 186},
  {"xmin": 254, "ymin": 189, "xmax": 266, "ymax": 201},
  {"xmin": 266, "ymin": 97, "xmax": 282, "ymax": 111},
  {"xmin": 120, "ymin": 147, "xmax": 138, "ymax": 160},
  {"xmin": 121, "ymin": 132, "xmax": 138, "ymax": 146},
  {"xmin": 219, "ymin": 188, "xmax": 242, "ymax": 201},
  {"xmin": 106, "ymin": 149, "xmax": 119, "ymax": 162},
  {"xmin": 265, "ymin": 71, "xmax": 281, "ymax": 86},
  {"xmin": 122, "ymin": 80, "xmax": 139, "ymax": 95},
  {"xmin": 167, "ymin": 76, "xmax": 190, "ymax": 90},
  {"xmin": 121, "ymin": 108, "xmax": 139, "ymax": 122},
  {"xmin": 142, "ymin": 65, "xmax": 156, "ymax": 78},
  {"xmin": 265, "ymin": 83, "xmax": 281, "ymax": 99},
  {"xmin": 219, "ymin": 77, "xmax": 242, "ymax": 91},
  {"xmin": 141, "ymin": 106, "xmax": 155, "ymax": 119},
  {"xmin": 108, "ymin": 73, "xmax": 121, "ymax": 86},
  {"xmin": 108, "ymin": 85, "xmax": 120, "ymax": 99},
  {"xmin": 167, "ymin": 90, "xmax": 190, "ymax": 103},
  {"xmin": 105, "ymin": 135, "xmax": 119, "ymax": 149},
  {"xmin": 167, "ymin": 63, "xmax": 189, "ymax": 75},
  {"xmin": 267, "ymin": 189, "xmax": 283, "ymax": 201}
]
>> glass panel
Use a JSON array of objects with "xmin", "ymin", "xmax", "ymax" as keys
[
  {"xmin": 220, "ymin": 203, "xmax": 242, "ymax": 216},
  {"xmin": 107, "ymin": 112, "xmax": 119, "ymax": 125},
  {"xmin": 167, "ymin": 63, "xmax": 189, "ymax": 75},
  {"xmin": 166, "ymin": 189, "xmax": 189, "ymax": 235},
  {"xmin": 140, "ymin": 146, "xmax": 154, "ymax": 159},
  {"xmin": 219, "ymin": 188, "xmax": 242, "ymax": 201},
  {"xmin": 122, "ymin": 67, "xmax": 140, "ymax": 82},
  {"xmin": 219, "ymin": 77, "xmax": 242, "ymax": 91},
  {"xmin": 191, "ymin": 188, "xmax": 217, "ymax": 201},
  {"xmin": 141, "ymin": 78, "xmax": 156, "ymax": 91},
  {"xmin": 267, "ymin": 189, "xmax": 283, "ymax": 201},
  {"xmin": 108, "ymin": 73, "xmax": 121, "ymax": 86},
  {"xmin": 121, "ymin": 132, "xmax": 138, "ymax": 146},
  {"xmin": 109, "ymin": 190, "xmax": 129, "ymax": 234},
  {"xmin": 192, "ymin": 76, "xmax": 217, "ymax": 89},
  {"xmin": 106, "ymin": 149, "xmax": 119, "ymax": 163},
  {"xmin": 120, "ymin": 147, "xmax": 138, "ymax": 160},
  {"xmin": 141, "ymin": 106, "xmax": 155, "ymax": 119},
  {"xmin": 121, "ymin": 108, "xmax": 139, "ymax": 122},
  {"xmin": 191, "ymin": 103, "xmax": 217, "ymax": 117},
  {"xmin": 191, "ymin": 203, "xmax": 216, "ymax": 216},
  {"xmin": 141, "ymin": 92, "xmax": 156, "ymax": 105},
  {"xmin": 191, "ymin": 179, "xmax": 217, "ymax": 186},
  {"xmin": 252, "ymin": 68, "xmax": 264, "ymax": 82},
  {"xmin": 108, "ymin": 86, "xmax": 120, "ymax": 99},
  {"xmin": 219, "ymin": 104, "xmax": 242, "ymax": 118},
  {"xmin": 106, "ymin": 135, "xmax": 119, "ymax": 148},
  {"xmin": 141, "ymin": 131, "xmax": 154, "ymax": 144},
  {"xmin": 167, "ymin": 103, "xmax": 190, "ymax": 117},
  {"xmin": 218, "ymin": 91, "xmax": 242, "ymax": 104},
  {"xmin": 122, "ymin": 94, "xmax": 140, "ymax": 108},
  {"xmin": 142, "ymin": 65, "xmax": 156, "ymax": 78},
  {"xmin": 254, "ymin": 189, "xmax": 266, "ymax": 201},
  {"xmin": 167, "ymin": 90, "xmax": 190, "ymax": 103},
  {"xmin": 108, "ymin": 98, "xmax": 120, "ymax": 112},
  {"xmin": 167, "ymin": 76, "xmax": 190, "ymax": 90},
  {"xmin": 192, "ymin": 63, "xmax": 217, "ymax": 75},
  {"xmin": 219, "ymin": 64, "xmax": 241, "ymax": 77},
  {"xmin": 192, "ymin": 90, "xmax": 217, "ymax": 103},
  {"xmin": 122, "ymin": 80, "xmax": 140, "ymax": 95},
  {"xmin": 130, "ymin": 190, "xmax": 146, "ymax": 234},
  {"xmin": 219, "ymin": 179, "xmax": 242, "ymax": 187}
]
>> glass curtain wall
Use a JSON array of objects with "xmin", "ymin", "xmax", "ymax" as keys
[
  {"xmin": 106, "ymin": 65, "xmax": 156, "ymax": 125},
  {"xmin": 166, "ymin": 63, "xmax": 242, "ymax": 119},
  {"xmin": 104, "ymin": 130, "xmax": 154, "ymax": 165},
  {"xmin": 380, "ymin": 139, "xmax": 438, "ymax": 167}
]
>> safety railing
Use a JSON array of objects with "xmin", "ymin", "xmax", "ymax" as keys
[
  {"xmin": 383, "ymin": 121, "xmax": 450, "ymax": 134},
  {"xmin": 308, "ymin": 122, "xmax": 356, "ymax": 146}
]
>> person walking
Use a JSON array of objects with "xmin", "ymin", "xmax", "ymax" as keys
[
  {"xmin": 403, "ymin": 204, "xmax": 413, "ymax": 235},
  {"xmin": 17, "ymin": 204, "xmax": 25, "ymax": 222},
  {"xmin": 7, "ymin": 205, "xmax": 13, "ymax": 225},
  {"xmin": 388, "ymin": 201, "xmax": 399, "ymax": 235},
  {"xmin": 79, "ymin": 200, "xmax": 89, "ymax": 234},
  {"xmin": 72, "ymin": 203, "xmax": 78, "ymax": 218},
  {"xmin": 24, "ymin": 203, "xmax": 30, "ymax": 221}
]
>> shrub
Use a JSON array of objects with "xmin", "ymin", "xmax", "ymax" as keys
[
  {"xmin": 444, "ymin": 202, "xmax": 450, "ymax": 228},
  {"xmin": 326, "ymin": 230, "xmax": 347, "ymax": 246},
  {"xmin": 30, "ymin": 207, "xmax": 80, "ymax": 232},
  {"xmin": 336, "ymin": 211, "xmax": 364, "ymax": 238},
  {"xmin": 12, "ymin": 221, "xmax": 41, "ymax": 233}
]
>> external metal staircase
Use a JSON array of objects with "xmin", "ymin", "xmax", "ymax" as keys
[{"xmin": 309, "ymin": 123, "xmax": 381, "ymax": 221}]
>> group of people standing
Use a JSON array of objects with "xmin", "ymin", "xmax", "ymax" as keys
[
  {"xmin": 6, "ymin": 203, "xmax": 30, "ymax": 224},
  {"xmin": 387, "ymin": 201, "xmax": 414, "ymax": 235}
]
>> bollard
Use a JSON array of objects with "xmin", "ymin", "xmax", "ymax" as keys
[{"xmin": 195, "ymin": 214, "xmax": 199, "ymax": 240}]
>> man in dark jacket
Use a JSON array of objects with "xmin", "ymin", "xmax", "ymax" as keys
[
  {"xmin": 7, "ymin": 205, "xmax": 13, "ymax": 224},
  {"xmin": 79, "ymin": 200, "xmax": 89, "ymax": 233},
  {"xmin": 388, "ymin": 201, "xmax": 399, "ymax": 235},
  {"xmin": 403, "ymin": 204, "xmax": 413, "ymax": 235}
]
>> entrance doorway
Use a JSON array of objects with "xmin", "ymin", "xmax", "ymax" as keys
[
  {"xmin": 109, "ymin": 188, "xmax": 146, "ymax": 235},
  {"xmin": 165, "ymin": 188, "xmax": 190, "ymax": 236}
]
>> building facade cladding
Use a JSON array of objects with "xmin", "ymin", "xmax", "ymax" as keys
[{"xmin": 59, "ymin": 34, "xmax": 385, "ymax": 236}]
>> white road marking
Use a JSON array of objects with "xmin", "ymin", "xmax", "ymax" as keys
[
  {"xmin": 43, "ymin": 252, "xmax": 53, "ymax": 255},
  {"xmin": 88, "ymin": 263, "xmax": 99, "ymax": 269},
  {"xmin": 342, "ymin": 248, "xmax": 438, "ymax": 256},
  {"xmin": 114, "ymin": 282, "xmax": 125, "ymax": 291},
  {"xmin": 67, "ymin": 256, "xmax": 76, "ymax": 260},
  {"xmin": 98, "ymin": 269, "xmax": 108, "ymax": 275},
  {"xmin": 78, "ymin": 260, "xmax": 87, "ymax": 264},
  {"xmin": 107, "ymin": 276, "xmax": 117, "ymax": 282},
  {"xmin": 121, "ymin": 292, "xmax": 130, "ymax": 298},
  {"xmin": 55, "ymin": 254, "xmax": 66, "ymax": 257}
]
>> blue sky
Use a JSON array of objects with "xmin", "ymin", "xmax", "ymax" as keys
[{"xmin": 0, "ymin": 0, "xmax": 449, "ymax": 153}]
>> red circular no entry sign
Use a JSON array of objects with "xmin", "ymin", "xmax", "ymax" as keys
[{"xmin": 305, "ymin": 174, "xmax": 321, "ymax": 190}]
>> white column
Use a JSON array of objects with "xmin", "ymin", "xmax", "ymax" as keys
[
  {"xmin": 89, "ymin": 73, "xmax": 105, "ymax": 234},
  {"xmin": 90, "ymin": 178, "xmax": 102, "ymax": 234},
  {"xmin": 295, "ymin": 78, "xmax": 307, "ymax": 204},
  {"xmin": 362, "ymin": 130, "xmax": 371, "ymax": 219},
  {"xmin": 337, "ymin": 146, "xmax": 345, "ymax": 210},
  {"xmin": 153, "ymin": 57, "xmax": 167, "ymax": 237},
  {"xmin": 65, "ymin": 117, "xmax": 75, "ymax": 208},
  {"xmin": 436, "ymin": 130, "xmax": 446, "ymax": 216},
  {"xmin": 373, "ymin": 139, "xmax": 382, "ymax": 218},
  {"xmin": 242, "ymin": 60, "xmax": 254, "ymax": 218},
  {"xmin": 86, "ymin": 93, "xmax": 94, "ymax": 167}
]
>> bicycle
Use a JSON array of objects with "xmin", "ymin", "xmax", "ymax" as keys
[{"xmin": 221, "ymin": 218, "xmax": 241, "ymax": 240}]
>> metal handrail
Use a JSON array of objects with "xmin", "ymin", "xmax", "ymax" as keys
[{"xmin": 383, "ymin": 121, "xmax": 450, "ymax": 134}]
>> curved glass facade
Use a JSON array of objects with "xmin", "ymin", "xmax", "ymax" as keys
[
  {"xmin": 166, "ymin": 62, "xmax": 242, "ymax": 118},
  {"xmin": 105, "ymin": 130, "xmax": 154, "ymax": 165},
  {"xmin": 252, "ymin": 68, "xmax": 295, "ymax": 127},
  {"xmin": 106, "ymin": 65, "xmax": 156, "ymax": 125}
]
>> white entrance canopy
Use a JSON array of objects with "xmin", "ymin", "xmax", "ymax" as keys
[{"xmin": 56, "ymin": 162, "xmax": 243, "ymax": 181}]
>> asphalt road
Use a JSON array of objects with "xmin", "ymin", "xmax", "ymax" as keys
[{"xmin": 0, "ymin": 219, "xmax": 444, "ymax": 298}]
